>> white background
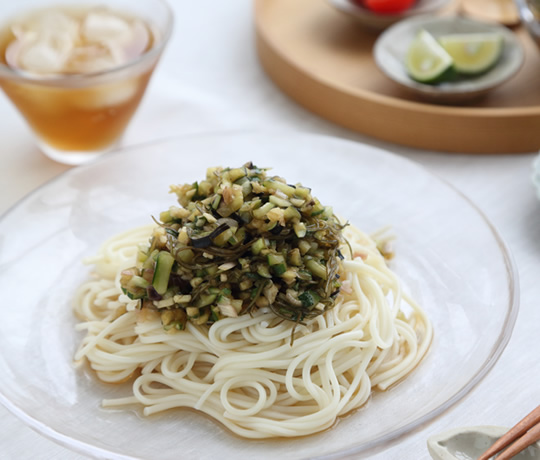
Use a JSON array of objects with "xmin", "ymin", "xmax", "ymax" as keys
[{"xmin": 0, "ymin": 1, "xmax": 539, "ymax": 459}]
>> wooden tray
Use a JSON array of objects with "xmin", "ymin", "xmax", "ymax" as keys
[{"xmin": 255, "ymin": 0, "xmax": 540, "ymax": 153}]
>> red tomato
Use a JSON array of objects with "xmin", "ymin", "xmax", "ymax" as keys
[{"xmin": 359, "ymin": 0, "xmax": 416, "ymax": 14}]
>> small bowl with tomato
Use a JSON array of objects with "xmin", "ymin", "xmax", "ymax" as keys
[{"xmin": 329, "ymin": 0, "xmax": 452, "ymax": 30}]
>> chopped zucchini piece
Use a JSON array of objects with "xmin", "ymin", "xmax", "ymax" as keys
[
  {"xmin": 152, "ymin": 251, "xmax": 175, "ymax": 295},
  {"xmin": 267, "ymin": 253, "xmax": 285, "ymax": 266},
  {"xmin": 294, "ymin": 222, "xmax": 307, "ymax": 238},
  {"xmin": 306, "ymin": 259, "xmax": 327, "ymax": 280},
  {"xmin": 271, "ymin": 263, "xmax": 287, "ymax": 276},
  {"xmin": 263, "ymin": 180, "xmax": 296, "ymax": 197},
  {"xmin": 257, "ymin": 264, "xmax": 272, "ymax": 278},
  {"xmin": 299, "ymin": 290, "xmax": 321, "ymax": 308},
  {"xmin": 288, "ymin": 248, "xmax": 302, "ymax": 266},
  {"xmin": 196, "ymin": 292, "xmax": 218, "ymax": 308},
  {"xmin": 283, "ymin": 206, "xmax": 301, "ymax": 221},
  {"xmin": 251, "ymin": 238, "xmax": 266, "ymax": 255},
  {"xmin": 269, "ymin": 195, "xmax": 292, "ymax": 208},
  {"xmin": 253, "ymin": 202, "xmax": 275, "ymax": 219}
]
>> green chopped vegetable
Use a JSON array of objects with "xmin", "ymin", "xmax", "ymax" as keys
[
  {"xmin": 120, "ymin": 162, "xmax": 346, "ymax": 329},
  {"xmin": 152, "ymin": 251, "xmax": 175, "ymax": 295},
  {"xmin": 298, "ymin": 290, "xmax": 321, "ymax": 308}
]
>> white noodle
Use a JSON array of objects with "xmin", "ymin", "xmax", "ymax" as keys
[{"xmin": 73, "ymin": 224, "xmax": 432, "ymax": 439}]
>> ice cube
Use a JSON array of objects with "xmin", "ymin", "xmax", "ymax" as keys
[
  {"xmin": 82, "ymin": 11, "xmax": 135, "ymax": 66},
  {"xmin": 11, "ymin": 11, "xmax": 78, "ymax": 74},
  {"xmin": 71, "ymin": 78, "xmax": 140, "ymax": 109},
  {"xmin": 73, "ymin": 54, "xmax": 117, "ymax": 73},
  {"xmin": 65, "ymin": 44, "xmax": 117, "ymax": 73},
  {"xmin": 5, "ymin": 39, "xmax": 24, "ymax": 69},
  {"xmin": 82, "ymin": 11, "xmax": 133, "ymax": 45},
  {"xmin": 103, "ymin": 40, "xmax": 126, "ymax": 67},
  {"xmin": 11, "ymin": 24, "xmax": 36, "ymax": 43},
  {"xmin": 6, "ymin": 11, "xmax": 79, "ymax": 74},
  {"xmin": 25, "ymin": 11, "xmax": 79, "ymax": 42},
  {"xmin": 18, "ymin": 38, "xmax": 70, "ymax": 74},
  {"xmin": 122, "ymin": 20, "xmax": 150, "ymax": 60},
  {"xmin": 13, "ymin": 83, "xmax": 66, "ymax": 114}
]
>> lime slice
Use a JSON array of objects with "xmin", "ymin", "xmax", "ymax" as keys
[
  {"xmin": 438, "ymin": 33, "xmax": 503, "ymax": 75},
  {"xmin": 406, "ymin": 30, "xmax": 454, "ymax": 84}
]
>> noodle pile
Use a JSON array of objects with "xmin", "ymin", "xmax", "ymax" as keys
[{"xmin": 74, "ymin": 224, "xmax": 432, "ymax": 439}]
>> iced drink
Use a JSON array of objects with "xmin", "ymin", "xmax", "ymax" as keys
[{"xmin": 0, "ymin": 1, "xmax": 172, "ymax": 164}]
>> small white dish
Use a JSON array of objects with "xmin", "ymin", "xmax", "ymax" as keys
[
  {"xmin": 328, "ymin": 0, "xmax": 452, "ymax": 30},
  {"xmin": 374, "ymin": 15, "xmax": 525, "ymax": 103},
  {"xmin": 427, "ymin": 425, "xmax": 540, "ymax": 460}
]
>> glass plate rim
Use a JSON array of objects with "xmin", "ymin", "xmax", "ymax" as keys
[{"xmin": 0, "ymin": 131, "xmax": 520, "ymax": 459}]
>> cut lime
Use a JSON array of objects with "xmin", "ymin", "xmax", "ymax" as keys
[
  {"xmin": 405, "ymin": 30, "xmax": 454, "ymax": 84},
  {"xmin": 438, "ymin": 33, "xmax": 503, "ymax": 75}
]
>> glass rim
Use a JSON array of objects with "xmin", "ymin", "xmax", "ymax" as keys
[{"xmin": 0, "ymin": 0, "xmax": 174, "ymax": 83}]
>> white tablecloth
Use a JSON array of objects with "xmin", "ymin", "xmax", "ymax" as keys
[{"xmin": 1, "ymin": 1, "xmax": 539, "ymax": 459}]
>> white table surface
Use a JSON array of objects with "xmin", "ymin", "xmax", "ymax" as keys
[{"xmin": 1, "ymin": 1, "xmax": 539, "ymax": 459}]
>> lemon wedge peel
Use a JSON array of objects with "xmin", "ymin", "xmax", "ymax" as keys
[
  {"xmin": 405, "ymin": 30, "xmax": 454, "ymax": 84},
  {"xmin": 438, "ymin": 33, "xmax": 504, "ymax": 75}
]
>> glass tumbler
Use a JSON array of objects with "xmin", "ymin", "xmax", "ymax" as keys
[{"xmin": 0, "ymin": 0, "xmax": 173, "ymax": 165}]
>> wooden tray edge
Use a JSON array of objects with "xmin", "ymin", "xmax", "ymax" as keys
[{"xmin": 254, "ymin": 0, "xmax": 540, "ymax": 154}]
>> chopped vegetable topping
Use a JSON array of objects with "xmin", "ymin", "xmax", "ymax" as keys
[{"xmin": 120, "ymin": 163, "xmax": 346, "ymax": 331}]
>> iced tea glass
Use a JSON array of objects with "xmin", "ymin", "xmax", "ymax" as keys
[{"xmin": 0, "ymin": 0, "xmax": 173, "ymax": 165}]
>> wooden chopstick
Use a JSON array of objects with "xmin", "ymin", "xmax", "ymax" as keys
[{"xmin": 478, "ymin": 404, "xmax": 540, "ymax": 460}]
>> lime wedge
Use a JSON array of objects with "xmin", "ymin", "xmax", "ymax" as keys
[
  {"xmin": 406, "ymin": 30, "xmax": 454, "ymax": 84},
  {"xmin": 438, "ymin": 33, "xmax": 503, "ymax": 75}
]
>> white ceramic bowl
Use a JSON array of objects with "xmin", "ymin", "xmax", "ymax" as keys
[
  {"xmin": 328, "ymin": 0, "xmax": 451, "ymax": 30},
  {"xmin": 374, "ymin": 15, "xmax": 525, "ymax": 103}
]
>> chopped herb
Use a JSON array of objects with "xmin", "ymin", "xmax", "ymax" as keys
[{"xmin": 120, "ymin": 163, "xmax": 346, "ymax": 329}]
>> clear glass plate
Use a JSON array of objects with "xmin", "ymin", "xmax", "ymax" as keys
[{"xmin": 0, "ymin": 132, "xmax": 519, "ymax": 459}]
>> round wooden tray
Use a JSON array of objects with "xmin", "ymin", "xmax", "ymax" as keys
[{"xmin": 255, "ymin": 0, "xmax": 540, "ymax": 153}]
